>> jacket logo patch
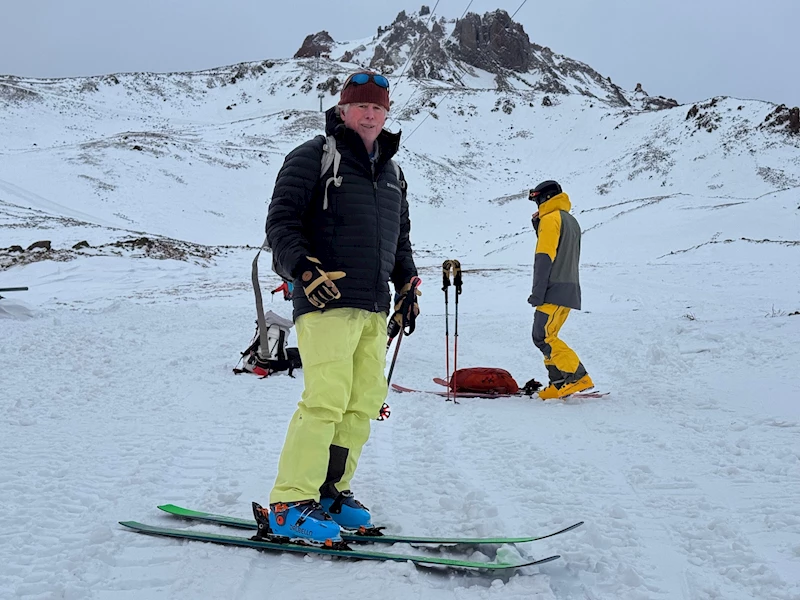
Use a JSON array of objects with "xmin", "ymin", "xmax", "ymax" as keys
[{"xmin": 386, "ymin": 182, "xmax": 402, "ymax": 192}]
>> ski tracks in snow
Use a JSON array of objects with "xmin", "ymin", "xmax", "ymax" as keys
[{"xmin": 2, "ymin": 261, "xmax": 799, "ymax": 599}]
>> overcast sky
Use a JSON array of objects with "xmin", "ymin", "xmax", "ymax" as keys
[{"xmin": 2, "ymin": 0, "xmax": 798, "ymax": 107}]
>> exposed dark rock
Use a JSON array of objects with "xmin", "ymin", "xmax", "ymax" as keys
[
  {"xmin": 370, "ymin": 45, "xmax": 394, "ymax": 70},
  {"xmin": 384, "ymin": 14, "xmax": 429, "ymax": 53},
  {"xmin": 686, "ymin": 99, "xmax": 722, "ymax": 132},
  {"xmin": 294, "ymin": 31, "xmax": 335, "ymax": 58},
  {"xmin": 761, "ymin": 104, "xmax": 800, "ymax": 135},
  {"xmin": 2, "ymin": 236, "xmax": 219, "ymax": 271},
  {"xmin": 0, "ymin": 80, "xmax": 42, "ymax": 105},
  {"xmin": 115, "ymin": 237, "xmax": 153, "ymax": 249},
  {"xmin": 640, "ymin": 96, "xmax": 678, "ymax": 111},
  {"xmin": 407, "ymin": 37, "xmax": 450, "ymax": 79},
  {"xmin": 317, "ymin": 76, "xmax": 343, "ymax": 96},
  {"xmin": 451, "ymin": 10, "xmax": 532, "ymax": 72},
  {"xmin": 26, "ymin": 240, "xmax": 51, "ymax": 251}
]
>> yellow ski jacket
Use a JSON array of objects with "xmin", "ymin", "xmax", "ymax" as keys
[{"xmin": 528, "ymin": 192, "xmax": 582, "ymax": 310}]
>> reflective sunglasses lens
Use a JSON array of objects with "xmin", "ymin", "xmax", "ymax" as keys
[
  {"xmin": 347, "ymin": 73, "xmax": 389, "ymax": 88},
  {"xmin": 350, "ymin": 73, "xmax": 370, "ymax": 85}
]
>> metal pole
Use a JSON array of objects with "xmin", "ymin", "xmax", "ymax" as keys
[{"xmin": 386, "ymin": 329, "xmax": 404, "ymax": 387}]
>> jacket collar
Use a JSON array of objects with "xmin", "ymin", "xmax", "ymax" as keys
[
  {"xmin": 538, "ymin": 192, "xmax": 572, "ymax": 216},
  {"xmin": 324, "ymin": 105, "xmax": 401, "ymax": 167}
]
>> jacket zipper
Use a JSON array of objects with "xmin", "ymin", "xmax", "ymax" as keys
[{"xmin": 372, "ymin": 161, "xmax": 381, "ymax": 312}]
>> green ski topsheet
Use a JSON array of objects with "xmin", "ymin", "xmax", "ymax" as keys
[
  {"xmin": 120, "ymin": 521, "xmax": 559, "ymax": 572},
  {"xmin": 157, "ymin": 503, "xmax": 584, "ymax": 545}
]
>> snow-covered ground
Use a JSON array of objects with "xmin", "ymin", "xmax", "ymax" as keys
[
  {"xmin": 2, "ymin": 41, "xmax": 800, "ymax": 600},
  {"xmin": 2, "ymin": 245, "xmax": 799, "ymax": 599}
]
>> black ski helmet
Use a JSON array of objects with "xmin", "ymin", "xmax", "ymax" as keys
[{"xmin": 528, "ymin": 180, "xmax": 562, "ymax": 205}]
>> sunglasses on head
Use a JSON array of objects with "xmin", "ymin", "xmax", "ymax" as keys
[{"xmin": 345, "ymin": 72, "xmax": 390, "ymax": 89}]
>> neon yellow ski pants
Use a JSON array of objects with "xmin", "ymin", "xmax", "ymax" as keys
[{"xmin": 270, "ymin": 308, "xmax": 388, "ymax": 503}]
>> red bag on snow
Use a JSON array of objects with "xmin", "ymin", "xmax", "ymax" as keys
[{"xmin": 449, "ymin": 368, "xmax": 520, "ymax": 394}]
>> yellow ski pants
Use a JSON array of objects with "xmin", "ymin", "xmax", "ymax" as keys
[
  {"xmin": 532, "ymin": 303, "xmax": 581, "ymax": 375},
  {"xmin": 270, "ymin": 308, "xmax": 388, "ymax": 503}
]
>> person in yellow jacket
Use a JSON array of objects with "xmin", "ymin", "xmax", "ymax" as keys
[{"xmin": 528, "ymin": 180, "xmax": 593, "ymax": 399}]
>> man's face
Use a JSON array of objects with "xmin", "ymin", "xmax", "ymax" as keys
[{"xmin": 341, "ymin": 103, "xmax": 387, "ymax": 149}]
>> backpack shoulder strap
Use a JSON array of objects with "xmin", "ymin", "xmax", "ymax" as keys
[
  {"xmin": 389, "ymin": 159, "xmax": 406, "ymax": 190},
  {"xmin": 319, "ymin": 134, "xmax": 335, "ymax": 178},
  {"xmin": 320, "ymin": 134, "xmax": 342, "ymax": 210}
]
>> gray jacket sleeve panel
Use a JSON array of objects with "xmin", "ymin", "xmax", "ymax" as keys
[{"xmin": 528, "ymin": 253, "xmax": 553, "ymax": 307}]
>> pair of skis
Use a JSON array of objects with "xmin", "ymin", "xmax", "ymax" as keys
[
  {"xmin": 391, "ymin": 378, "xmax": 609, "ymax": 399},
  {"xmin": 120, "ymin": 504, "xmax": 583, "ymax": 572}
]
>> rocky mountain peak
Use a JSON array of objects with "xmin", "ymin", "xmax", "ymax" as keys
[
  {"xmin": 294, "ymin": 31, "xmax": 335, "ymax": 59},
  {"xmin": 291, "ymin": 6, "xmax": 673, "ymax": 109},
  {"xmin": 450, "ymin": 9, "xmax": 533, "ymax": 72}
]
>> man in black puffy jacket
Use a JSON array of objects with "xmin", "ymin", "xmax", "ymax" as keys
[{"xmin": 259, "ymin": 70, "xmax": 419, "ymax": 544}]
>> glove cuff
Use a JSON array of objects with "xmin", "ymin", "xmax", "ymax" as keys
[{"xmin": 294, "ymin": 256, "xmax": 324, "ymax": 281}]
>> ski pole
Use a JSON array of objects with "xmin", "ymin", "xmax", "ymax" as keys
[
  {"xmin": 386, "ymin": 277, "xmax": 422, "ymax": 385},
  {"xmin": 442, "ymin": 260, "xmax": 453, "ymax": 401},
  {"xmin": 386, "ymin": 327, "xmax": 404, "ymax": 387},
  {"xmin": 451, "ymin": 260, "xmax": 462, "ymax": 401},
  {"xmin": 386, "ymin": 330, "xmax": 402, "ymax": 386},
  {"xmin": 0, "ymin": 286, "xmax": 28, "ymax": 300}
]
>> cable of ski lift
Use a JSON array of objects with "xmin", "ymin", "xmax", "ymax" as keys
[
  {"xmin": 402, "ymin": 38, "xmax": 514, "ymax": 144},
  {"xmin": 388, "ymin": 0, "xmax": 477, "ymax": 131},
  {"xmin": 400, "ymin": 1, "xmax": 526, "ymax": 145},
  {"xmin": 401, "ymin": 87, "xmax": 456, "ymax": 144},
  {"xmin": 389, "ymin": 0, "xmax": 441, "ymax": 101},
  {"xmin": 459, "ymin": 0, "xmax": 474, "ymax": 19},
  {"xmin": 510, "ymin": 0, "xmax": 529, "ymax": 19}
]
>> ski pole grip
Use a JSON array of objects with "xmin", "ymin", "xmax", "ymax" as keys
[
  {"xmin": 442, "ymin": 260, "xmax": 452, "ymax": 291},
  {"xmin": 451, "ymin": 260, "xmax": 462, "ymax": 295},
  {"xmin": 401, "ymin": 276, "xmax": 422, "ymax": 335}
]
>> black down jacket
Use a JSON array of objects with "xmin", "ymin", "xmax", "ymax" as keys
[{"xmin": 266, "ymin": 106, "xmax": 417, "ymax": 320}]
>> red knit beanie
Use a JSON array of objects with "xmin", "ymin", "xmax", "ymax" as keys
[{"xmin": 338, "ymin": 71, "xmax": 390, "ymax": 111}]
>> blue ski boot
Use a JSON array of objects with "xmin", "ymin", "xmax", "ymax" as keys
[
  {"xmin": 252, "ymin": 501, "xmax": 342, "ymax": 546},
  {"xmin": 320, "ymin": 490, "xmax": 374, "ymax": 531}
]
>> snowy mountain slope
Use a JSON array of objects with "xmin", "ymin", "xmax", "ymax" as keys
[
  {"xmin": 2, "ymin": 10, "xmax": 798, "ymax": 259},
  {"xmin": 2, "ymin": 72, "xmax": 798, "ymax": 260},
  {"xmin": 1, "ymin": 7, "xmax": 799, "ymax": 600}
]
